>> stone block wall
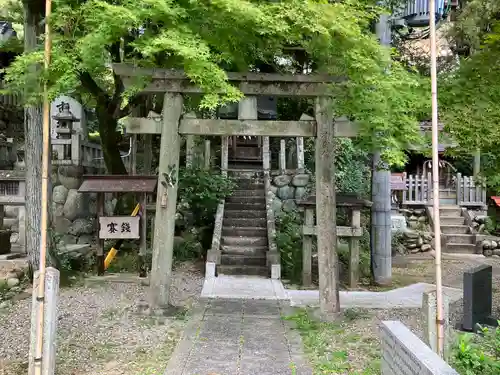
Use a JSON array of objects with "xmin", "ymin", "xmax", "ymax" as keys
[
  {"xmin": 394, "ymin": 208, "xmax": 435, "ymax": 254},
  {"xmin": 51, "ymin": 165, "xmax": 116, "ymax": 247},
  {"xmin": 380, "ymin": 321, "xmax": 458, "ymax": 375},
  {"xmin": 269, "ymin": 170, "xmax": 311, "ymax": 215}
]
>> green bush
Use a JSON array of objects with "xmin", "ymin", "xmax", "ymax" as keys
[
  {"xmin": 452, "ymin": 324, "xmax": 500, "ymax": 375},
  {"xmin": 275, "ymin": 210, "xmax": 303, "ymax": 283}
]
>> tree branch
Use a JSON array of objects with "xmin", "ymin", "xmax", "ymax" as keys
[
  {"xmin": 79, "ymin": 72, "xmax": 110, "ymax": 104},
  {"xmin": 108, "ymin": 42, "xmax": 125, "ymax": 117}
]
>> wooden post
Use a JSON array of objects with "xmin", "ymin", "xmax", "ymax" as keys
[
  {"xmin": 302, "ymin": 207, "xmax": 314, "ymax": 286},
  {"xmin": 130, "ymin": 134, "xmax": 137, "ymax": 175},
  {"xmin": 0, "ymin": 204, "xmax": 4, "ymax": 229},
  {"xmin": 184, "ymin": 112, "xmax": 197, "ymax": 167},
  {"xmin": 221, "ymin": 136, "xmax": 229, "ymax": 177},
  {"xmin": 279, "ymin": 139, "xmax": 286, "ymax": 172},
  {"xmin": 298, "ymin": 113, "xmax": 312, "ymax": 171},
  {"xmin": 263, "ymin": 136, "xmax": 270, "ymax": 171},
  {"xmin": 204, "ymin": 139, "xmax": 211, "ymax": 169},
  {"xmin": 97, "ymin": 192, "xmax": 105, "ymax": 276},
  {"xmin": 314, "ymin": 96, "xmax": 340, "ymax": 318},
  {"xmin": 143, "ymin": 135, "xmax": 152, "ymax": 174},
  {"xmin": 139, "ymin": 193, "xmax": 147, "ymax": 278},
  {"xmin": 349, "ymin": 209, "xmax": 361, "ymax": 289},
  {"xmin": 149, "ymin": 93, "xmax": 183, "ymax": 309}
]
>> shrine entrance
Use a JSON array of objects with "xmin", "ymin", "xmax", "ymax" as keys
[{"xmin": 115, "ymin": 63, "xmax": 359, "ymax": 315}]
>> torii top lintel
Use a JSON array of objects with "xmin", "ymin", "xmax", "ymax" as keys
[{"xmin": 112, "ymin": 63, "xmax": 341, "ymax": 97}]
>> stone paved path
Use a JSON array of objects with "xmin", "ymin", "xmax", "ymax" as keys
[{"xmin": 164, "ymin": 299, "xmax": 312, "ymax": 375}]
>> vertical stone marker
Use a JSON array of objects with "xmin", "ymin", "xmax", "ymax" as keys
[
  {"xmin": 423, "ymin": 290, "xmax": 451, "ymax": 358},
  {"xmin": 29, "ymin": 267, "xmax": 60, "ymax": 375}
]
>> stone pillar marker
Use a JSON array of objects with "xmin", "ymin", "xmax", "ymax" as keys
[
  {"xmin": 29, "ymin": 267, "xmax": 60, "ymax": 375},
  {"xmin": 422, "ymin": 290, "xmax": 451, "ymax": 359}
]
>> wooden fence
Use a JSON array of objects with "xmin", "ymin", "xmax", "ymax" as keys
[{"xmin": 401, "ymin": 172, "xmax": 487, "ymax": 207}]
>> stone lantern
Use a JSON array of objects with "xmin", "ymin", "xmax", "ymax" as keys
[{"xmin": 52, "ymin": 102, "xmax": 80, "ymax": 160}]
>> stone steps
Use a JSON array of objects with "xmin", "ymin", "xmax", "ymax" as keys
[
  {"xmin": 217, "ymin": 265, "xmax": 268, "ymax": 277},
  {"xmin": 224, "ymin": 217, "xmax": 266, "ymax": 227},
  {"xmin": 445, "ymin": 233, "xmax": 475, "ymax": 244},
  {"xmin": 439, "ymin": 206, "xmax": 462, "ymax": 216},
  {"xmin": 224, "ymin": 209, "xmax": 266, "ymax": 219},
  {"xmin": 226, "ymin": 196, "xmax": 266, "ymax": 204},
  {"xmin": 440, "ymin": 216, "xmax": 465, "ymax": 226},
  {"xmin": 230, "ymin": 190, "xmax": 265, "ymax": 197},
  {"xmin": 445, "ymin": 243, "xmax": 477, "ymax": 254},
  {"xmin": 222, "ymin": 226, "xmax": 267, "ymax": 237},
  {"xmin": 221, "ymin": 245, "xmax": 267, "ymax": 256},
  {"xmin": 220, "ymin": 254, "xmax": 267, "ymax": 266},
  {"xmin": 225, "ymin": 202, "xmax": 266, "ymax": 211},
  {"xmin": 441, "ymin": 225, "xmax": 469, "ymax": 235}
]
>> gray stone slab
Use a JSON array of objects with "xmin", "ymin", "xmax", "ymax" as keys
[
  {"xmin": 182, "ymin": 359, "xmax": 239, "ymax": 375},
  {"xmin": 243, "ymin": 300, "xmax": 282, "ymax": 317},
  {"xmin": 204, "ymin": 299, "xmax": 245, "ymax": 315},
  {"xmin": 240, "ymin": 356, "xmax": 295, "ymax": 375}
]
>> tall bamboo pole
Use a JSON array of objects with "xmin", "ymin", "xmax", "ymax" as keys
[
  {"xmin": 429, "ymin": 0, "xmax": 445, "ymax": 357},
  {"xmin": 33, "ymin": 0, "xmax": 53, "ymax": 373}
]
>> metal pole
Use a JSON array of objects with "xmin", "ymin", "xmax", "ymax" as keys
[
  {"xmin": 429, "ymin": 0, "xmax": 445, "ymax": 357},
  {"xmin": 371, "ymin": 11, "xmax": 392, "ymax": 286},
  {"xmin": 33, "ymin": 0, "xmax": 53, "ymax": 373}
]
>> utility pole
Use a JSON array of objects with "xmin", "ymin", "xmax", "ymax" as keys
[{"xmin": 371, "ymin": 11, "xmax": 392, "ymax": 286}]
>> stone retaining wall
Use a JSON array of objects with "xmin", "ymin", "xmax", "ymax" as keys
[
  {"xmin": 380, "ymin": 321, "xmax": 458, "ymax": 375},
  {"xmin": 51, "ymin": 165, "xmax": 116, "ymax": 247},
  {"xmin": 269, "ymin": 170, "xmax": 311, "ymax": 215}
]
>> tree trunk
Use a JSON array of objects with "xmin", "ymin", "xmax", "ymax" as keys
[
  {"xmin": 95, "ymin": 105, "xmax": 127, "ymax": 175},
  {"xmin": 23, "ymin": 2, "xmax": 43, "ymax": 272}
]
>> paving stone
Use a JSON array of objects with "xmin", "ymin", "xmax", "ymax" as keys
[
  {"xmin": 182, "ymin": 359, "xmax": 239, "ymax": 375},
  {"xmin": 204, "ymin": 299, "xmax": 245, "ymax": 315}
]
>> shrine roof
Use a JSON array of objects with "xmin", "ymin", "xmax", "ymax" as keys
[{"xmin": 78, "ymin": 175, "xmax": 157, "ymax": 193}]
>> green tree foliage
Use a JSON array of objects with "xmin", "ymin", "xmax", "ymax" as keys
[
  {"xmin": 440, "ymin": 0, "xmax": 500, "ymax": 188},
  {"xmin": 1, "ymin": 0, "xmax": 427, "ymax": 169}
]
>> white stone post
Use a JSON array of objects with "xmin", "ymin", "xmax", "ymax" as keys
[{"xmin": 29, "ymin": 267, "xmax": 60, "ymax": 375}]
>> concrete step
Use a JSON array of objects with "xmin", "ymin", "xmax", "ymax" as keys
[
  {"xmin": 221, "ymin": 245, "xmax": 268, "ymax": 256},
  {"xmin": 222, "ymin": 226, "xmax": 267, "ymax": 237},
  {"xmin": 222, "ymin": 236, "xmax": 268, "ymax": 247},
  {"xmin": 229, "ymin": 172, "xmax": 264, "ymax": 181},
  {"xmin": 441, "ymin": 225, "xmax": 469, "ymax": 235},
  {"xmin": 445, "ymin": 233, "xmax": 475, "ymax": 244},
  {"xmin": 221, "ymin": 254, "xmax": 267, "ymax": 266},
  {"xmin": 226, "ymin": 196, "xmax": 266, "ymax": 204},
  {"xmin": 445, "ymin": 243, "xmax": 477, "ymax": 254},
  {"xmin": 440, "ymin": 217, "xmax": 465, "ymax": 226},
  {"xmin": 440, "ymin": 198, "xmax": 457, "ymax": 205},
  {"xmin": 217, "ymin": 265, "xmax": 268, "ymax": 277},
  {"xmin": 224, "ymin": 217, "xmax": 266, "ymax": 227},
  {"xmin": 224, "ymin": 209, "xmax": 266, "ymax": 219},
  {"xmin": 231, "ymin": 190, "xmax": 265, "ymax": 197},
  {"xmin": 225, "ymin": 202, "xmax": 266, "ymax": 211},
  {"xmin": 439, "ymin": 206, "xmax": 462, "ymax": 216}
]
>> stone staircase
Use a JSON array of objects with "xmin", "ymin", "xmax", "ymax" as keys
[
  {"xmin": 217, "ymin": 137, "xmax": 269, "ymax": 277},
  {"xmin": 440, "ymin": 205, "xmax": 476, "ymax": 254}
]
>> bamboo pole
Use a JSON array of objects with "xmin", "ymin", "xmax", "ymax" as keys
[
  {"xmin": 33, "ymin": 0, "xmax": 53, "ymax": 373},
  {"xmin": 429, "ymin": 0, "xmax": 445, "ymax": 358}
]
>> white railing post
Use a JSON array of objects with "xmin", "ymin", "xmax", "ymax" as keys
[{"xmin": 456, "ymin": 173, "xmax": 462, "ymax": 205}]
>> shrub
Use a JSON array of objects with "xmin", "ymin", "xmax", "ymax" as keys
[
  {"xmin": 275, "ymin": 210, "xmax": 303, "ymax": 283},
  {"xmin": 452, "ymin": 324, "xmax": 500, "ymax": 375}
]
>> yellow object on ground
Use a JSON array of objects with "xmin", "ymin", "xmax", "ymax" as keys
[{"xmin": 104, "ymin": 203, "xmax": 141, "ymax": 269}]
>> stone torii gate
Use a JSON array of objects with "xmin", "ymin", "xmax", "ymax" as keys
[{"xmin": 113, "ymin": 64, "xmax": 359, "ymax": 316}]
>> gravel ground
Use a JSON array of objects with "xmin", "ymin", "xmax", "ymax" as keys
[{"xmin": 0, "ymin": 262, "xmax": 204, "ymax": 375}]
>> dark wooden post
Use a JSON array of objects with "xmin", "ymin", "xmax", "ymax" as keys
[
  {"xmin": 349, "ymin": 208, "xmax": 361, "ymax": 289},
  {"xmin": 97, "ymin": 192, "xmax": 105, "ymax": 275},
  {"xmin": 302, "ymin": 207, "xmax": 314, "ymax": 286},
  {"xmin": 139, "ymin": 192, "xmax": 147, "ymax": 278}
]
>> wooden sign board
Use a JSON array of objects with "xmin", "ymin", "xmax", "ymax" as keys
[
  {"xmin": 99, "ymin": 216, "xmax": 140, "ymax": 240},
  {"xmin": 391, "ymin": 173, "xmax": 407, "ymax": 191}
]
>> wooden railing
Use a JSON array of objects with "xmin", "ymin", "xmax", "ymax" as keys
[
  {"xmin": 401, "ymin": 173, "xmax": 487, "ymax": 207},
  {"xmin": 456, "ymin": 173, "xmax": 487, "ymax": 207}
]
